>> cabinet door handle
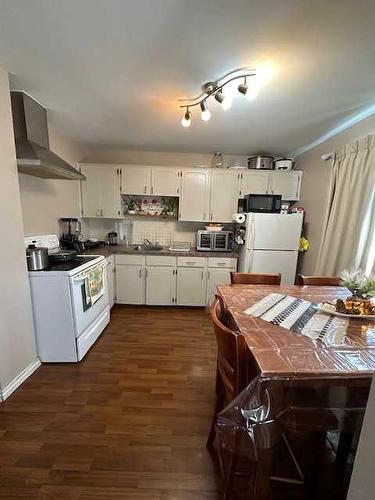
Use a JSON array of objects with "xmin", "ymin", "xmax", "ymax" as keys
[
  {"xmin": 151, "ymin": 186, "xmax": 154, "ymax": 194},
  {"xmin": 177, "ymin": 187, "xmax": 179, "ymax": 194},
  {"xmin": 96, "ymin": 209, "xmax": 101, "ymax": 217},
  {"xmin": 186, "ymin": 261, "xmax": 196, "ymax": 266},
  {"xmin": 144, "ymin": 185, "xmax": 147, "ymax": 194},
  {"xmin": 203, "ymin": 212, "xmax": 206, "ymax": 220},
  {"xmin": 145, "ymin": 268, "xmax": 148, "ymax": 278},
  {"xmin": 139, "ymin": 268, "xmax": 142, "ymax": 278},
  {"xmin": 207, "ymin": 271, "xmax": 210, "ymax": 279},
  {"xmin": 201, "ymin": 270, "xmax": 204, "ymax": 280},
  {"xmin": 217, "ymin": 262, "xmax": 225, "ymax": 266}
]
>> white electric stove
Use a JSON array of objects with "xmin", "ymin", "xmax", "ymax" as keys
[{"xmin": 25, "ymin": 234, "xmax": 110, "ymax": 362}]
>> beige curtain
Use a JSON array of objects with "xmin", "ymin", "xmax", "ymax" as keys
[{"xmin": 315, "ymin": 134, "xmax": 375, "ymax": 275}]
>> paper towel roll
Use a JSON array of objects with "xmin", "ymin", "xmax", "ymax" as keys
[{"xmin": 233, "ymin": 213, "xmax": 246, "ymax": 224}]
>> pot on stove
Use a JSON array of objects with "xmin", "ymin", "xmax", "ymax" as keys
[{"xmin": 26, "ymin": 242, "xmax": 49, "ymax": 270}]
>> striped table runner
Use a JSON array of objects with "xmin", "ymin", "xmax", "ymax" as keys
[{"xmin": 244, "ymin": 293, "xmax": 349, "ymax": 346}]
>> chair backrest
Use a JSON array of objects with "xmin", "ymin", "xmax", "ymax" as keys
[
  {"xmin": 297, "ymin": 274, "xmax": 341, "ymax": 286},
  {"xmin": 211, "ymin": 297, "xmax": 247, "ymax": 399},
  {"xmin": 230, "ymin": 272, "xmax": 281, "ymax": 285}
]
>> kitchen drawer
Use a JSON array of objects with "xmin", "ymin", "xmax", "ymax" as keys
[
  {"xmin": 208, "ymin": 257, "xmax": 237, "ymax": 269},
  {"xmin": 177, "ymin": 256, "xmax": 207, "ymax": 268},
  {"xmin": 116, "ymin": 254, "xmax": 146, "ymax": 266},
  {"xmin": 146, "ymin": 255, "xmax": 176, "ymax": 267}
]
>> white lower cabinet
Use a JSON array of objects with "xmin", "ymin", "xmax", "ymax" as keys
[
  {"xmin": 114, "ymin": 254, "xmax": 237, "ymax": 307},
  {"xmin": 116, "ymin": 264, "xmax": 145, "ymax": 304},
  {"xmin": 146, "ymin": 266, "xmax": 176, "ymax": 305},
  {"xmin": 176, "ymin": 267, "xmax": 207, "ymax": 306},
  {"xmin": 106, "ymin": 255, "xmax": 116, "ymax": 307},
  {"xmin": 206, "ymin": 269, "xmax": 232, "ymax": 306}
]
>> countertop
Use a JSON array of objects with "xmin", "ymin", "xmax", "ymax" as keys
[{"xmin": 83, "ymin": 244, "xmax": 238, "ymax": 259}]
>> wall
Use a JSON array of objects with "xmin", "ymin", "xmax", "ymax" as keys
[
  {"xmin": 297, "ymin": 114, "xmax": 375, "ymax": 274},
  {"xmin": 18, "ymin": 113, "xmax": 88, "ymax": 236},
  {"xmin": 0, "ymin": 67, "xmax": 38, "ymax": 398}
]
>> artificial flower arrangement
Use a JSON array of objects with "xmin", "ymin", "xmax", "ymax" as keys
[{"xmin": 321, "ymin": 269, "xmax": 375, "ymax": 317}]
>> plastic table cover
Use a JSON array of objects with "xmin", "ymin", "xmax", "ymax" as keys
[
  {"xmin": 217, "ymin": 284, "xmax": 375, "ymax": 376},
  {"xmin": 215, "ymin": 285, "xmax": 374, "ymax": 498}
]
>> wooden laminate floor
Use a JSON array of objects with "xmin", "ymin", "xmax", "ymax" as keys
[{"xmin": 0, "ymin": 306, "xmax": 221, "ymax": 500}]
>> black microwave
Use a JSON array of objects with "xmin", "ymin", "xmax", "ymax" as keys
[{"xmin": 244, "ymin": 194, "xmax": 282, "ymax": 213}]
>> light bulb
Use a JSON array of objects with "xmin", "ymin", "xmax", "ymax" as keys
[
  {"xmin": 200, "ymin": 100, "xmax": 211, "ymax": 121},
  {"xmin": 181, "ymin": 108, "xmax": 191, "ymax": 127},
  {"xmin": 221, "ymin": 94, "xmax": 232, "ymax": 111},
  {"xmin": 246, "ymin": 84, "xmax": 258, "ymax": 101}
]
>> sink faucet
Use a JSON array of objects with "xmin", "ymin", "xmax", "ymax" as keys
[{"xmin": 143, "ymin": 238, "xmax": 153, "ymax": 246}]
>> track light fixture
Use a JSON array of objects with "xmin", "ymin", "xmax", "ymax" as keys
[{"xmin": 178, "ymin": 67, "xmax": 258, "ymax": 127}]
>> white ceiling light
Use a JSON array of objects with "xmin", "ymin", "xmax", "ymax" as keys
[
  {"xmin": 200, "ymin": 100, "xmax": 211, "ymax": 121},
  {"xmin": 179, "ymin": 68, "xmax": 258, "ymax": 126}
]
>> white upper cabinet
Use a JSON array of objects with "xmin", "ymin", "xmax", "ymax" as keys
[
  {"xmin": 151, "ymin": 167, "xmax": 180, "ymax": 196},
  {"xmin": 179, "ymin": 169, "xmax": 210, "ymax": 222},
  {"xmin": 209, "ymin": 170, "xmax": 239, "ymax": 222},
  {"xmin": 121, "ymin": 165, "xmax": 151, "ymax": 195},
  {"xmin": 80, "ymin": 164, "xmax": 121, "ymax": 218},
  {"xmin": 239, "ymin": 171, "xmax": 270, "ymax": 198},
  {"xmin": 98, "ymin": 167, "xmax": 122, "ymax": 218},
  {"xmin": 269, "ymin": 171, "xmax": 302, "ymax": 201},
  {"xmin": 80, "ymin": 165, "xmax": 101, "ymax": 217}
]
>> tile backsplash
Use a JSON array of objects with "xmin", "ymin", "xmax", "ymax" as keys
[{"xmin": 81, "ymin": 217, "xmax": 202, "ymax": 247}]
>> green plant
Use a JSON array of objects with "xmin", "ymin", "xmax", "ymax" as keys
[
  {"xmin": 127, "ymin": 198, "xmax": 136, "ymax": 211},
  {"xmin": 340, "ymin": 269, "xmax": 375, "ymax": 298},
  {"xmin": 162, "ymin": 197, "xmax": 177, "ymax": 214}
]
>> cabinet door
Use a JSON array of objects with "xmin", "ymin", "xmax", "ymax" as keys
[
  {"xmin": 121, "ymin": 165, "xmax": 151, "ymax": 195},
  {"xmin": 146, "ymin": 266, "xmax": 176, "ymax": 305},
  {"xmin": 151, "ymin": 167, "xmax": 180, "ymax": 196},
  {"xmin": 206, "ymin": 269, "xmax": 232, "ymax": 306},
  {"xmin": 269, "ymin": 171, "xmax": 302, "ymax": 201},
  {"xmin": 239, "ymin": 171, "xmax": 270, "ymax": 198},
  {"xmin": 177, "ymin": 267, "xmax": 206, "ymax": 306},
  {"xmin": 98, "ymin": 166, "xmax": 122, "ymax": 218},
  {"xmin": 116, "ymin": 265, "xmax": 145, "ymax": 304},
  {"xmin": 80, "ymin": 165, "xmax": 101, "ymax": 217},
  {"xmin": 106, "ymin": 256, "xmax": 116, "ymax": 307},
  {"xmin": 179, "ymin": 169, "xmax": 210, "ymax": 222},
  {"xmin": 209, "ymin": 170, "xmax": 239, "ymax": 222}
]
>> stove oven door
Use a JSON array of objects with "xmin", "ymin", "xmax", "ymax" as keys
[{"xmin": 69, "ymin": 261, "xmax": 109, "ymax": 338}]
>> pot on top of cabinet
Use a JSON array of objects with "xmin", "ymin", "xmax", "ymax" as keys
[
  {"xmin": 248, "ymin": 156, "xmax": 275, "ymax": 170},
  {"xmin": 274, "ymin": 158, "xmax": 294, "ymax": 171}
]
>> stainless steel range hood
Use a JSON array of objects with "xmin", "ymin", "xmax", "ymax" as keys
[{"xmin": 10, "ymin": 91, "xmax": 85, "ymax": 180}]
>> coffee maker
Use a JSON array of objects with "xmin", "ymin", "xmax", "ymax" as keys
[{"xmin": 59, "ymin": 218, "xmax": 85, "ymax": 252}]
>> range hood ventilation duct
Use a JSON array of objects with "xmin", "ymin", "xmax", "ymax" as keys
[{"xmin": 10, "ymin": 91, "xmax": 85, "ymax": 181}]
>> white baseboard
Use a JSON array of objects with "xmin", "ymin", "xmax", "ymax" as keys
[{"xmin": 0, "ymin": 358, "xmax": 41, "ymax": 401}]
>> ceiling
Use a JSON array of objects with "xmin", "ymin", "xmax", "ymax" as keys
[{"xmin": 1, "ymin": 0, "xmax": 375, "ymax": 156}]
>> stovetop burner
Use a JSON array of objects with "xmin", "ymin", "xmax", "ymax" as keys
[{"xmin": 44, "ymin": 256, "xmax": 98, "ymax": 272}]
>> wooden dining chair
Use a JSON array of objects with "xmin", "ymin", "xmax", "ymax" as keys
[
  {"xmin": 207, "ymin": 296, "xmax": 247, "ymax": 449},
  {"xmin": 297, "ymin": 274, "xmax": 341, "ymax": 286},
  {"xmin": 230, "ymin": 272, "xmax": 282, "ymax": 285}
]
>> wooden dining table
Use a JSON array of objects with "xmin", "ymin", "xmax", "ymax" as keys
[
  {"xmin": 217, "ymin": 284, "xmax": 375, "ymax": 378},
  {"xmin": 216, "ymin": 284, "xmax": 375, "ymax": 499}
]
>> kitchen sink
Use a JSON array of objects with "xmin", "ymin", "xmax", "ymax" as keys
[{"xmin": 133, "ymin": 245, "xmax": 164, "ymax": 252}]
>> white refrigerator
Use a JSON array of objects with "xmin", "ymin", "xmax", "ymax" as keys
[{"xmin": 238, "ymin": 212, "xmax": 303, "ymax": 285}]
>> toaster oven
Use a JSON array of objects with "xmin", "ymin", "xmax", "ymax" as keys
[{"xmin": 196, "ymin": 230, "xmax": 234, "ymax": 252}]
